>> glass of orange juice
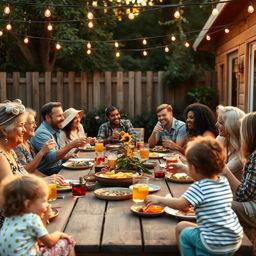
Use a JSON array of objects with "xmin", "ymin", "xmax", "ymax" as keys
[
  {"xmin": 165, "ymin": 153, "xmax": 179, "ymax": 172},
  {"xmin": 140, "ymin": 146, "xmax": 149, "ymax": 159},
  {"xmin": 107, "ymin": 153, "xmax": 117, "ymax": 169},
  {"xmin": 132, "ymin": 177, "xmax": 149, "ymax": 203},
  {"xmin": 48, "ymin": 183, "xmax": 57, "ymax": 201},
  {"xmin": 95, "ymin": 139, "xmax": 104, "ymax": 152}
]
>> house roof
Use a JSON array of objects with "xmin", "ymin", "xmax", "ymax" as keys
[{"xmin": 193, "ymin": 0, "xmax": 248, "ymax": 51}]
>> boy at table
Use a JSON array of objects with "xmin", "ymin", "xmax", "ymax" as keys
[{"xmin": 145, "ymin": 137, "xmax": 243, "ymax": 256}]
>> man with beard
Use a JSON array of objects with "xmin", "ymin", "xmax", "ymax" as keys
[
  {"xmin": 148, "ymin": 104, "xmax": 186, "ymax": 151},
  {"xmin": 97, "ymin": 106, "xmax": 137, "ymax": 145},
  {"xmin": 30, "ymin": 102, "xmax": 87, "ymax": 175}
]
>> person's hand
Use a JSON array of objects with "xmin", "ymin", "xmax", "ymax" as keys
[
  {"xmin": 59, "ymin": 232, "xmax": 74, "ymax": 244},
  {"xmin": 144, "ymin": 195, "xmax": 162, "ymax": 206},
  {"xmin": 40, "ymin": 139, "xmax": 56, "ymax": 154},
  {"xmin": 45, "ymin": 174, "xmax": 65, "ymax": 185},
  {"xmin": 152, "ymin": 125, "xmax": 163, "ymax": 134},
  {"xmin": 88, "ymin": 137, "xmax": 96, "ymax": 145},
  {"xmin": 112, "ymin": 130, "xmax": 120, "ymax": 140},
  {"xmin": 70, "ymin": 138, "xmax": 87, "ymax": 148},
  {"xmin": 162, "ymin": 140, "xmax": 178, "ymax": 150},
  {"xmin": 168, "ymin": 156, "xmax": 188, "ymax": 173}
]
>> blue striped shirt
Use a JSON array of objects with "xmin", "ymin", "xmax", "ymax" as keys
[{"xmin": 182, "ymin": 176, "xmax": 243, "ymax": 252}]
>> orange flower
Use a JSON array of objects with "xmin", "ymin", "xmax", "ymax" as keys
[{"xmin": 120, "ymin": 133, "xmax": 132, "ymax": 145}]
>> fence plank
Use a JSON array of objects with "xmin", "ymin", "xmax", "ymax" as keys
[
  {"xmin": 45, "ymin": 72, "xmax": 51, "ymax": 102},
  {"xmin": 32, "ymin": 72, "xmax": 40, "ymax": 115},
  {"xmin": 26, "ymin": 72, "xmax": 32, "ymax": 107},
  {"xmin": 56, "ymin": 72, "xmax": 64, "ymax": 103},
  {"xmin": 146, "ymin": 71, "xmax": 153, "ymax": 112},
  {"xmin": 105, "ymin": 72, "xmax": 112, "ymax": 106},
  {"xmin": 128, "ymin": 71, "xmax": 135, "ymax": 116},
  {"xmin": 0, "ymin": 72, "xmax": 7, "ymax": 101},
  {"xmin": 68, "ymin": 72, "xmax": 75, "ymax": 107},
  {"xmin": 135, "ymin": 71, "xmax": 142, "ymax": 115},
  {"xmin": 156, "ymin": 71, "xmax": 164, "ymax": 107},
  {"xmin": 13, "ymin": 72, "xmax": 20, "ymax": 99},
  {"xmin": 80, "ymin": 72, "xmax": 88, "ymax": 111},
  {"xmin": 116, "ymin": 72, "xmax": 124, "ymax": 110},
  {"xmin": 93, "ymin": 72, "xmax": 100, "ymax": 108}
]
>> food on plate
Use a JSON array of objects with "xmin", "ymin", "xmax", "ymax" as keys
[
  {"xmin": 98, "ymin": 170, "xmax": 138, "ymax": 179},
  {"xmin": 149, "ymin": 153, "xmax": 159, "ymax": 158},
  {"xmin": 85, "ymin": 175, "xmax": 96, "ymax": 182},
  {"xmin": 95, "ymin": 190, "xmax": 131, "ymax": 197},
  {"xmin": 57, "ymin": 183, "xmax": 71, "ymax": 189},
  {"xmin": 176, "ymin": 206, "xmax": 195, "ymax": 216},
  {"xmin": 136, "ymin": 205, "xmax": 164, "ymax": 213},
  {"xmin": 79, "ymin": 145, "xmax": 95, "ymax": 150},
  {"xmin": 150, "ymin": 146, "xmax": 169, "ymax": 152},
  {"xmin": 66, "ymin": 161, "xmax": 92, "ymax": 167},
  {"xmin": 167, "ymin": 172, "xmax": 193, "ymax": 181}
]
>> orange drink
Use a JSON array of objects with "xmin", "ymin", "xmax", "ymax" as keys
[
  {"xmin": 48, "ymin": 184, "xmax": 57, "ymax": 201},
  {"xmin": 166, "ymin": 154, "xmax": 179, "ymax": 172},
  {"xmin": 132, "ymin": 177, "xmax": 149, "ymax": 203},
  {"xmin": 140, "ymin": 148, "xmax": 149, "ymax": 159},
  {"xmin": 136, "ymin": 141, "xmax": 144, "ymax": 150},
  {"xmin": 95, "ymin": 142, "xmax": 104, "ymax": 152}
]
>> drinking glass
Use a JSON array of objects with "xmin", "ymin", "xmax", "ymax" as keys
[
  {"xmin": 139, "ymin": 146, "xmax": 149, "ymax": 159},
  {"xmin": 161, "ymin": 135, "xmax": 169, "ymax": 143},
  {"xmin": 132, "ymin": 177, "xmax": 149, "ymax": 203},
  {"xmin": 48, "ymin": 183, "xmax": 57, "ymax": 201},
  {"xmin": 107, "ymin": 153, "xmax": 117, "ymax": 169},
  {"xmin": 136, "ymin": 141, "xmax": 144, "ymax": 150},
  {"xmin": 154, "ymin": 166, "xmax": 166, "ymax": 180},
  {"xmin": 71, "ymin": 178, "xmax": 86, "ymax": 198},
  {"xmin": 95, "ymin": 139, "xmax": 104, "ymax": 152},
  {"xmin": 165, "ymin": 153, "xmax": 179, "ymax": 172}
]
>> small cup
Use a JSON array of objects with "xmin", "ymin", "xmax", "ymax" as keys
[
  {"xmin": 165, "ymin": 153, "xmax": 179, "ymax": 172},
  {"xmin": 95, "ymin": 139, "xmax": 104, "ymax": 152},
  {"xmin": 48, "ymin": 183, "xmax": 57, "ymax": 201},
  {"xmin": 132, "ymin": 177, "xmax": 149, "ymax": 203},
  {"xmin": 154, "ymin": 167, "xmax": 166, "ymax": 180},
  {"xmin": 71, "ymin": 179, "xmax": 86, "ymax": 198},
  {"xmin": 139, "ymin": 147, "xmax": 149, "ymax": 159}
]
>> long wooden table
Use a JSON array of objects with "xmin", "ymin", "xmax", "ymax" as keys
[{"xmin": 48, "ymin": 151, "xmax": 253, "ymax": 256}]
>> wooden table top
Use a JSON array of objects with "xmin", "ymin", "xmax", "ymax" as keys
[{"xmin": 48, "ymin": 151, "xmax": 252, "ymax": 255}]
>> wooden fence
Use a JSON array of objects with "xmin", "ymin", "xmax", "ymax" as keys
[{"xmin": 0, "ymin": 71, "xmax": 214, "ymax": 117}]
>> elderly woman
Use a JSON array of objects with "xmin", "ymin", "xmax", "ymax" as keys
[
  {"xmin": 14, "ymin": 108, "xmax": 64, "ymax": 184},
  {"xmin": 216, "ymin": 105, "xmax": 245, "ymax": 180},
  {"xmin": 60, "ymin": 107, "xmax": 95, "ymax": 148}
]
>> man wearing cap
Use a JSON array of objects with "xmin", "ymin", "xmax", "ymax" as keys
[
  {"xmin": 30, "ymin": 102, "xmax": 87, "ymax": 175},
  {"xmin": 97, "ymin": 106, "xmax": 137, "ymax": 145},
  {"xmin": 148, "ymin": 103, "xmax": 186, "ymax": 151}
]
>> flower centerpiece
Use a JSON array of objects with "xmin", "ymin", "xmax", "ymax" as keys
[{"xmin": 114, "ymin": 132, "xmax": 151, "ymax": 174}]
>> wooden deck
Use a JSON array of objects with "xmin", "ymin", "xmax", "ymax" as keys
[{"xmin": 48, "ymin": 151, "xmax": 253, "ymax": 256}]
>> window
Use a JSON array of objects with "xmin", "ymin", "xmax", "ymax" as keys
[{"xmin": 248, "ymin": 44, "xmax": 256, "ymax": 111}]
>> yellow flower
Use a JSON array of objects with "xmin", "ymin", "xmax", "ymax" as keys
[
  {"xmin": 120, "ymin": 133, "xmax": 132, "ymax": 145},
  {"xmin": 126, "ymin": 147, "xmax": 133, "ymax": 158}
]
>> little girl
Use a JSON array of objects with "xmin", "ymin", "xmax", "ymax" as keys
[
  {"xmin": 0, "ymin": 175, "xmax": 75, "ymax": 256},
  {"xmin": 145, "ymin": 137, "xmax": 243, "ymax": 256}
]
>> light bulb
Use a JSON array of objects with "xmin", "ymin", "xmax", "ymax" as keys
[
  {"xmin": 88, "ymin": 21, "xmax": 94, "ymax": 28},
  {"xmin": 92, "ymin": 1, "xmax": 98, "ymax": 6},
  {"xmin": 44, "ymin": 8, "xmax": 51, "ymax": 18},
  {"xmin": 87, "ymin": 49, "xmax": 91, "ymax": 55},
  {"xmin": 0, "ymin": 30, "xmax": 3, "ymax": 37},
  {"xmin": 206, "ymin": 35, "xmax": 211, "ymax": 41},
  {"xmin": 6, "ymin": 23, "xmax": 12, "ymax": 30},
  {"xmin": 4, "ymin": 6, "xmax": 10, "ymax": 15},
  {"xmin": 164, "ymin": 46, "xmax": 169, "ymax": 53},
  {"xmin": 184, "ymin": 41, "xmax": 190, "ymax": 48},
  {"xmin": 87, "ymin": 42, "xmax": 91, "ymax": 49},
  {"xmin": 116, "ymin": 51, "xmax": 120, "ymax": 58},
  {"xmin": 47, "ymin": 23, "xmax": 53, "ymax": 31},
  {"xmin": 225, "ymin": 28, "xmax": 230, "ymax": 34},
  {"xmin": 171, "ymin": 35, "xmax": 176, "ymax": 41},
  {"xmin": 24, "ymin": 37, "xmax": 29, "ymax": 44},
  {"xmin": 118, "ymin": 16, "xmax": 122, "ymax": 21},
  {"xmin": 174, "ymin": 10, "xmax": 181, "ymax": 19},
  {"xmin": 212, "ymin": 8, "xmax": 219, "ymax": 16},
  {"xmin": 248, "ymin": 4, "xmax": 254, "ymax": 13},
  {"xmin": 55, "ymin": 42, "xmax": 61, "ymax": 50},
  {"xmin": 128, "ymin": 13, "xmax": 135, "ymax": 20},
  {"xmin": 142, "ymin": 39, "xmax": 147, "ymax": 45},
  {"xmin": 87, "ymin": 11, "xmax": 94, "ymax": 20},
  {"xmin": 143, "ymin": 50, "xmax": 147, "ymax": 56},
  {"xmin": 114, "ymin": 41, "xmax": 119, "ymax": 48}
]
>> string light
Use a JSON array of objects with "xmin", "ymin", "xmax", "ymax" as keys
[
  {"xmin": 55, "ymin": 42, "xmax": 61, "ymax": 50},
  {"xmin": 87, "ymin": 11, "xmax": 94, "ymax": 20},
  {"xmin": 6, "ymin": 23, "xmax": 12, "ymax": 30},
  {"xmin": 114, "ymin": 41, "xmax": 119, "ymax": 48},
  {"xmin": 206, "ymin": 35, "xmax": 211, "ymax": 41},
  {"xmin": 87, "ymin": 49, "xmax": 91, "ymax": 55},
  {"xmin": 184, "ymin": 41, "xmax": 190, "ymax": 48},
  {"xmin": 248, "ymin": 1, "xmax": 254, "ymax": 13},
  {"xmin": 0, "ymin": 30, "xmax": 3, "ymax": 37},
  {"xmin": 4, "ymin": 6, "xmax": 10, "ymax": 15},
  {"xmin": 24, "ymin": 37, "xmax": 29, "ymax": 44},
  {"xmin": 44, "ymin": 8, "xmax": 51, "ymax": 17},
  {"xmin": 87, "ymin": 42, "xmax": 92, "ymax": 49},
  {"xmin": 88, "ymin": 21, "xmax": 94, "ymax": 28},
  {"xmin": 164, "ymin": 46, "xmax": 169, "ymax": 53},
  {"xmin": 212, "ymin": 7, "xmax": 219, "ymax": 16},
  {"xmin": 174, "ymin": 9, "xmax": 181, "ymax": 19},
  {"xmin": 116, "ymin": 51, "xmax": 120, "ymax": 58},
  {"xmin": 171, "ymin": 35, "xmax": 176, "ymax": 41},
  {"xmin": 225, "ymin": 28, "xmax": 230, "ymax": 33},
  {"xmin": 143, "ymin": 50, "xmax": 147, "ymax": 56},
  {"xmin": 47, "ymin": 23, "xmax": 53, "ymax": 31},
  {"xmin": 142, "ymin": 39, "xmax": 147, "ymax": 45},
  {"xmin": 128, "ymin": 12, "xmax": 135, "ymax": 20}
]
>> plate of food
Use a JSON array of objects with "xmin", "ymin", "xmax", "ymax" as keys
[
  {"xmin": 62, "ymin": 161, "xmax": 94, "ymax": 170},
  {"xmin": 149, "ymin": 152, "xmax": 165, "ymax": 159},
  {"xmin": 130, "ymin": 204, "xmax": 165, "ymax": 217},
  {"xmin": 49, "ymin": 208, "xmax": 59, "ymax": 222},
  {"xmin": 164, "ymin": 206, "xmax": 196, "ymax": 220},
  {"xmin": 143, "ymin": 161, "xmax": 157, "ymax": 169},
  {"xmin": 165, "ymin": 172, "xmax": 193, "ymax": 183},
  {"xmin": 150, "ymin": 146, "xmax": 170, "ymax": 153},
  {"xmin": 129, "ymin": 184, "xmax": 160, "ymax": 193},
  {"xmin": 94, "ymin": 187, "xmax": 132, "ymax": 200},
  {"xmin": 78, "ymin": 145, "xmax": 95, "ymax": 152},
  {"xmin": 105, "ymin": 144, "xmax": 122, "ymax": 150},
  {"xmin": 57, "ymin": 183, "xmax": 72, "ymax": 192},
  {"xmin": 95, "ymin": 170, "xmax": 141, "ymax": 187}
]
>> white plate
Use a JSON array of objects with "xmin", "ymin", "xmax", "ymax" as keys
[
  {"xmin": 129, "ymin": 184, "xmax": 160, "ymax": 193},
  {"xmin": 94, "ymin": 187, "xmax": 132, "ymax": 200},
  {"xmin": 149, "ymin": 153, "xmax": 165, "ymax": 159},
  {"xmin": 62, "ymin": 161, "xmax": 94, "ymax": 170},
  {"xmin": 68, "ymin": 158, "xmax": 95, "ymax": 162},
  {"xmin": 164, "ymin": 206, "xmax": 196, "ymax": 220}
]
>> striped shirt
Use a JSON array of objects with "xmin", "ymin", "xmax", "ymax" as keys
[{"xmin": 183, "ymin": 176, "xmax": 243, "ymax": 253}]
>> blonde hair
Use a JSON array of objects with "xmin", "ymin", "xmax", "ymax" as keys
[
  {"xmin": 185, "ymin": 136, "xmax": 226, "ymax": 177},
  {"xmin": 156, "ymin": 104, "xmax": 173, "ymax": 113},
  {"xmin": 240, "ymin": 112, "xmax": 256, "ymax": 161},
  {"xmin": 216, "ymin": 105, "xmax": 245, "ymax": 155},
  {"xmin": 0, "ymin": 175, "xmax": 48, "ymax": 217}
]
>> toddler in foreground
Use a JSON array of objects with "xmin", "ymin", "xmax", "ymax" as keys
[
  {"xmin": 145, "ymin": 137, "xmax": 243, "ymax": 256},
  {"xmin": 0, "ymin": 175, "xmax": 75, "ymax": 256}
]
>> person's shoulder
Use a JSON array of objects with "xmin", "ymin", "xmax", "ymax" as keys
[
  {"xmin": 99, "ymin": 122, "xmax": 108, "ymax": 128},
  {"xmin": 174, "ymin": 118, "xmax": 185, "ymax": 126}
]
